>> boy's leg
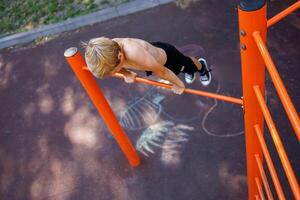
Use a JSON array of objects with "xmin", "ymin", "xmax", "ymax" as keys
[
  {"xmin": 181, "ymin": 55, "xmax": 212, "ymax": 86},
  {"xmin": 198, "ymin": 58, "xmax": 212, "ymax": 86},
  {"xmin": 179, "ymin": 55, "xmax": 199, "ymax": 84},
  {"xmin": 154, "ymin": 42, "xmax": 211, "ymax": 85},
  {"xmin": 190, "ymin": 57, "xmax": 203, "ymax": 71}
]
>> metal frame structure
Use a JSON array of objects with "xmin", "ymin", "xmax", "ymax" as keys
[
  {"xmin": 238, "ymin": 1, "xmax": 299, "ymax": 199},
  {"xmin": 64, "ymin": 1, "xmax": 300, "ymax": 199}
]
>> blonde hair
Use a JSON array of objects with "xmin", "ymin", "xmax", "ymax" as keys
[{"xmin": 83, "ymin": 37, "xmax": 121, "ymax": 78}]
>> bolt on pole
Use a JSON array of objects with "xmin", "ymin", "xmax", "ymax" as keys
[{"xmin": 238, "ymin": 0, "xmax": 267, "ymax": 199}]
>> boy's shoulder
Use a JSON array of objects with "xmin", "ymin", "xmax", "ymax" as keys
[
  {"xmin": 118, "ymin": 38, "xmax": 148, "ymax": 46},
  {"xmin": 121, "ymin": 38, "xmax": 147, "ymax": 52}
]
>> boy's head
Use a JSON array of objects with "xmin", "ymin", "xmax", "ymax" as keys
[{"xmin": 83, "ymin": 37, "xmax": 121, "ymax": 78}]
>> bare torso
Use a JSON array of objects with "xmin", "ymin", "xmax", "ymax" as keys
[
  {"xmin": 112, "ymin": 38, "xmax": 167, "ymax": 71},
  {"xmin": 111, "ymin": 37, "xmax": 185, "ymax": 94}
]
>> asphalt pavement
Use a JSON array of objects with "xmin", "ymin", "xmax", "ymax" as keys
[{"xmin": 0, "ymin": 1, "xmax": 299, "ymax": 199}]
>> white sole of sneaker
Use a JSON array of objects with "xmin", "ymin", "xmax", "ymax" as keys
[
  {"xmin": 199, "ymin": 58, "xmax": 211, "ymax": 86},
  {"xmin": 185, "ymin": 73, "xmax": 196, "ymax": 84}
]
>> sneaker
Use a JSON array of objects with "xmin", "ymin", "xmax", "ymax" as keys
[
  {"xmin": 199, "ymin": 58, "xmax": 212, "ymax": 86},
  {"xmin": 185, "ymin": 72, "xmax": 196, "ymax": 84}
]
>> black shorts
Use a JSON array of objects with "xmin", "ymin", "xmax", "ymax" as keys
[{"xmin": 146, "ymin": 42, "xmax": 198, "ymax": 76}]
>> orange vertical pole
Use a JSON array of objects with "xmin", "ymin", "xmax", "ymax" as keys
[
  {"xmin": 64, "ymin": 47, "xmax": 140, "ymax": 167},
  {"xmin": 238, "ymin": 1, "xmax": 267, "ymax": 199}
]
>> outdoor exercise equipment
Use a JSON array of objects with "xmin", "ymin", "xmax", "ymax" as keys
[{"xmin": 64, "ymin": 1, "xmax": 300, "ymax": 199}]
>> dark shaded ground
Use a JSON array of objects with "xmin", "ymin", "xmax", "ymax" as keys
[{"xmin": 0, "ymin": 1, "xmax": 299, "ymax": 200}]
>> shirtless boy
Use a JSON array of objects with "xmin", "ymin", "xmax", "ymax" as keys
[{"xmin": 83, "ymin": 37, "xmax": 211, "ymax": 94}]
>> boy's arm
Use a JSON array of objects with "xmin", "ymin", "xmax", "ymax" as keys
[
  {"xmin": 118, "ymin": 68, "xmax": 134, "ymax": 76},
  {"xmin": 153, "ymin": 67, "xmax": 185, "ymax": 88},
  {"xmin": 116, "ymin": 68, "xmax": 137, "ymax": 83},
  {"xmin": 153, "ymin": 67, "xmax": 185, "ymax": 94}
]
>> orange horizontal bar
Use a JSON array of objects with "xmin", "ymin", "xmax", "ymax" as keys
[
  {"xmin": 255, "ymin": 177, "xmax": 265, "ymax": 200},
  {"xmin": 254, "ymin": 85, "xmax": 300, "ymax": 199},
  {"xmin": 253, "ymin": 32, "xmax": 300, "ymax": 141},
  {"xmin": 113, "ymin": 73, "xmax": 243, "ymax": 105},
  {"xmin": 255, "ymin": 154, "xmax": 274, "ymax": 200},
  {"xmin": 254, "ymin": 125, "xmax": 286, "ymax": 200},
  {"xmin": 267, "ymin": 1, "xmax": 300, "ymax": 28}
]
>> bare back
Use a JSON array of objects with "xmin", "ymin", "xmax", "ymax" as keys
[
  {"xmin": 112, "ymin": 38, "xmax": 167, "ymax": 71},
  {"xmin": 111, "ymin": 37, "xmax": 186, "ymax": 92}
]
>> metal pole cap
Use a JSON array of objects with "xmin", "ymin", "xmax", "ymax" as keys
[
  {"xmin": 64, "ymin": 47, "xmax": 78, "ymax": 58},
  {"xmin": 238, "ymin": 0, "xmax": 266, "ymax": 11}
]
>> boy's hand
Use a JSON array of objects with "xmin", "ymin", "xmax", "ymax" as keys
[
  {"xmin": 124, "ymin": 71, "xmax": 137, "ymax": 83},
  {"xmin": 172, "ymin": 84, "xmax": 185, "ymax": 95}
]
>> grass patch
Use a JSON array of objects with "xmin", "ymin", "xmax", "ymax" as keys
[{"xmin": 0, "ymin": 0, "xmax": 130, "ymax": 37}]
